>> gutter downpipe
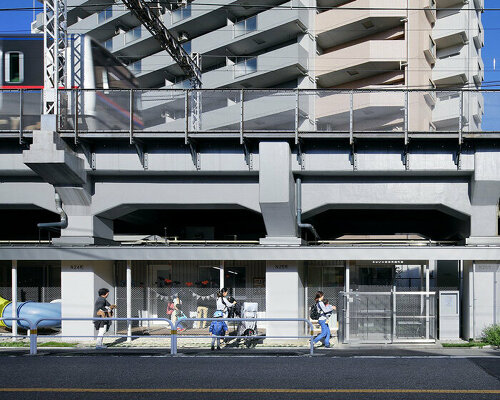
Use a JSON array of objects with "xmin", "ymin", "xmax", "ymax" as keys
[
  {"xmin": 296, "ymin": 177, "xmax": 319, "ymax": 241},
  {"xmin": 37, "ymin": 192, "xmax": 68, "ymax": 230}
]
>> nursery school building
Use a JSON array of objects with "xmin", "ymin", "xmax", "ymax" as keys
[{"xmin": 0, "ymin": 252, "xmax": 499, "ymax": 344}]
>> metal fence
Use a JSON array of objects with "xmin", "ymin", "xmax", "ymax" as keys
[
  {"xmin": 0, "ymin": 286, "xmax": 61, "ymax": 303},
  {"xmin": 338, "ymin": 291, "xmax": 437, "ymax": 344},
  {"xmin": 0, "ymin": 88, "xmax": 497, "ymax": 139},
  {"xmin": 0, "ymin": 317, "xmax": 314, "ymax": 356},
  {"xmin": 114, "ymin": 286, "xmax": 266, "ymax": 334}
]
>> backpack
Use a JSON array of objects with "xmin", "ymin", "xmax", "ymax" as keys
[{"xmin": 310, "ymin": 302, "xmax": 321, "ymax": 320}]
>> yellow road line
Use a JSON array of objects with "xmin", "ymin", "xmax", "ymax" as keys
[{"xmin": 0, "ymin": 388, "xmax": 499, "ymax": 394}]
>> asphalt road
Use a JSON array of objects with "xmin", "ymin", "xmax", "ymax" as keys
[{"xmin": 0, "ymin": 350, "xmax": 499, "ymax": 400}]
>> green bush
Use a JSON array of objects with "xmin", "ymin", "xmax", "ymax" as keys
[{"xmin": 482, "ymin": 324, "xmax": 500, "ymax": 347}]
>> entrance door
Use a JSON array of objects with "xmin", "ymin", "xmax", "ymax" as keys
[{"xmin": 148, "ymin": 265, "xmax": 172, "ymax": 323}]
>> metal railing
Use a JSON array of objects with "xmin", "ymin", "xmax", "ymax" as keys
[
  {"xmin": 0, "ymin": 316, "xmax": 314, "ymax": 356},
  {"xmin": 0, "ymin": 88, "xmax": 497, "ymax": 141}
]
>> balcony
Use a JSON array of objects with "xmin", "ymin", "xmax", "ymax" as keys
[
  {"xmin": 472, "ymin": 58, "xmax": 484, "ymax": 86},
  {"xmin": 316, "ymin": 40, "xmax": 406, "ymax": 87},
  {"xmin": 139, "ymin": 90, "xmax": 301, "ymax": 133},
  {"xmin": 133, "ymin": 2, "xmax": 307, "ymax": 87},
  {"xmin": 69, "ymin": 4, "xmax": 131, "ymax": 42},
  {"xmin": 433, "ymin": 9, "xmax": 469, "ymax": 49},
  {"xmin": 203, "ymin": 43, "xmax": 308, "ymax": 88},
  {"xmin": 433, "ymin": 92, "xmax": 469, "ymax": 130},
  {"xmin": 315, "ymin": 91, "xmax": 406, "ymax": 131},
  {"xmin": 316, "ymin": 0, "xmax": 406, "ymax": 49},
  {"xmin": 433, "ymin": 50, "xmax": 468, "ymax": 86}
]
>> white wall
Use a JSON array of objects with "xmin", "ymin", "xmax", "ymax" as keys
[
  {"xmin": 265, "ymin": 261, "xmax": 305, "ymax": 340},
  {"xmin": 462, "ymin": 261, "xmax": 500, "ymax": 339},
  {"xmin": 61, "ymin": 260, "xmax": 114, "ymax": 341}
]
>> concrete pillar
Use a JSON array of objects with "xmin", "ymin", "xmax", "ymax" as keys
[
  {"xmin": 467, "ymin": 148, "xmax": 500, "ymax": 245},
  {"xmin": 61, "ymin": 260, "xmax": 114, "ymax": 341},
  {"xmin": 259, "ymin": 142, "xmax": 300, "ymax": 245},
  {"xmin": 344, "ymin": 261, "xmax": 351, "ymax": 343},
  {"xmin": 265, "ymin": 261, "xmax": 305, "ymax": 340},
  {"xmin": 11, "ymin": 260, "xmax": 17, "ymax": 339},
  {"xmin": 126, "ymin": 260, "xmax": 132, "ymax": 342}
]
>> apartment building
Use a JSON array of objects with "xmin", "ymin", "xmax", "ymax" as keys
[{"xmin": 31, "ymin": 0, "xmax": 482, "ymax": 132}]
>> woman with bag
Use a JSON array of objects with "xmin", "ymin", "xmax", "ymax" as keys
[
  {"xmin": 216, "ymin": 287, "xmax": 235, "ymax": 318},
  {"xmin": 312, "ymin": 291, "xmax": 335, "ymax": 348}
]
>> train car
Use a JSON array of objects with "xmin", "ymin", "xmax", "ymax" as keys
[{"xmin": 0, "ymin": 34, "xmax": 143, "ymax": 132}]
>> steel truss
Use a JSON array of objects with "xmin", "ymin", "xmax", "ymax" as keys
[{"xmin": 43, "ymin": 0, "xmax": 68, "ymax": 116}]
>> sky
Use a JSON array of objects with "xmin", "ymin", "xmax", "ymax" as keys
[{"xmin": 0, "ymin": 0, "xmax": 499, "ymax": 130}]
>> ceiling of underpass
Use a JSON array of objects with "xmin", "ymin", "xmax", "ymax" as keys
[
  {"xmin": 0, "ymin": 209, "xmax": 60, "ymax": 240},
  {"xmin": 303, "ymin": 209, "xmax": 470, "ymax": 241},
  {"xmin": 114, "ymin": 209, "xmax": 266, "ymax": 240}
]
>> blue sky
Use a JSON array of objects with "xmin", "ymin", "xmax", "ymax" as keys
[{"xmin": 1, "ymin": 0, "xmax": 499, "ymax": 130}]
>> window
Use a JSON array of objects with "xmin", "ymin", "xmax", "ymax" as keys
[
  {"xmin": 5, "ymin": 52, "xmax": 24, "ymax": 83},
  {"xmin": 234, "ymin": 57, "xmax": 257, "ymax": 78},
  {"xmin": 172, "ymin": 4, "xmax": 191, "ymax": 24},
  {"xmin": 97, "ymin": 6, "xmax": 113, "ymax": 24},
  {"xmin": 125, "ymin": 26, "xmax": 141, "ymax": 44},
  {"xmin": 103, "ymin": 38, "xmax": 113, "ymax": 51},
  {"xmin": 181, "ymin": 41, "xmax": 191, "ymax": 54},
  {"xmin": 234, "ymin": 15, "xmax": 257, "ymax": 38},
  {"xmin": 129, "ymin": 60, "xmax": 141, "ymax": 75},
  {"xmin": 199, "ymin": 266, "xmax": 220, "ymax": 288}
]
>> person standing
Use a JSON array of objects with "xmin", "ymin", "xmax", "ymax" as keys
[
  {"xmin": 216, "ymin": 288, "xmax": 234, "ymax": 318},
  {"xmin": 209, "ymin": 310, "xmax": 229, "ymax": 351},
  {"xmin": 312, "ymin": 291, "xmax": 335, "ymax": 348},
  {"xmin": 94, "ymin": 288, "xmax": 116, "ymax": 350}
]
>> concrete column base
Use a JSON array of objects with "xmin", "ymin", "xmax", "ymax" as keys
[
  {"xmin": 466, "ymin": 237, "xmax": 500, "ymax": 245},
  {"xmin": 260, "ymin": 236, "xmax": 303, "ymax": 245}
]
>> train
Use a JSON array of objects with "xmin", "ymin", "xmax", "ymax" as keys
[{"xmin": 0, "ymin": 34, "xmax": 143, "ymax": 131}]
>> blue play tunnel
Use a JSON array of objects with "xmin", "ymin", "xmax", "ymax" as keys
[{"xmin": 0, "ymin": 296, "xmax": 61, "ymax": 329}]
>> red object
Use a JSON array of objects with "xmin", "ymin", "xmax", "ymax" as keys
[
  {"xmin": 164, "ymin": 279, "xmax": 172, "ymax": 284},
  {"xmin": 201, "ymin": 280, "xmax": 209, "ymax": 285},
  {"xmin": 186, "ymin": 282, "xmax": 193, "ymax": 287}
]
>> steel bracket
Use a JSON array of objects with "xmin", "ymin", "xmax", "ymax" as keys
[
  {"xmin": 188, "ymin": 139, "xmax": 200, "ymax": 170},
  {"xmin": 455, "ymin": 144, "xmax": 462, "ymax": 170},
  {"xmin": 243, "ymin": 139, "xmax": 253, "ymax": 170},
  {"xmin": 297, "ymin": 140, "xmax": 305, "ymax": 170},
  {"xmin": 134, "ymin": 139, "xmax": 148, "ymax": 170},
  {"xmin": 350, "ymin": 140, "xmax": 358, "ymax": 171},
  {"xmin": 79, "ymin": 141, "xmax": 96, "ymax": 170},
  {"xmin": 403, "ymin": 144, "xmax": 410, "ymax": 170}
]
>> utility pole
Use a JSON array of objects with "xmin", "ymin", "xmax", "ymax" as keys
[{"xmin": 42, "ymin": 0, "xmax": 68, "ymax": 130}]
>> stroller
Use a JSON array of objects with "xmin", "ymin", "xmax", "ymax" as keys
[{"xmin": 237, "ymin": 302, "xmax": 259, "ymax": 348}]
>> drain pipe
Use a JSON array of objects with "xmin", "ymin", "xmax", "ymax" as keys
[
  {"xmin": 296, "ymin": 177, "xmax": 319, "ymax": 240},
  {"xmin": 38, "ymin": 192, "xmax": 68, "ymax": 230}
]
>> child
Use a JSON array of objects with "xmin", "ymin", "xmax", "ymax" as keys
[{"xmin": 209, "ymin": 310, "xmax": 228, "ymax": 351}]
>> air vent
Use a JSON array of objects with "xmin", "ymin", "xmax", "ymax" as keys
[
  {"xmin": 253, "ymin": 38, "xmax": 265, "ymax": 45},
  {"xmin": 347, "ymin": 70, "xmax": 359, "ymax": 76},
  {"xmin": 362, "ymin": 20, "xmax": 375, "ymax": 29}
]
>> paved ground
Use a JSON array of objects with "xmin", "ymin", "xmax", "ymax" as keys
[{"xmin": 0, "ymin": 347, "xmax": 498, "ymax": 400}]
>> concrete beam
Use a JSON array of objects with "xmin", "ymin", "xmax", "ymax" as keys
[{"xmin": 1, "ymin": 244, "xmax": 499, "ymax": 261}]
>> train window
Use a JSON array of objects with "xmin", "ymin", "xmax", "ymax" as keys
[{"xmin": 5, "ymin": 52, "xmax": 24, "ymax": 83}]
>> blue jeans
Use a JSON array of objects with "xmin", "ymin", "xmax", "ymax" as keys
[{"xmin": 313, "ymin": 319, "xmax": 331, "ymax": 347}]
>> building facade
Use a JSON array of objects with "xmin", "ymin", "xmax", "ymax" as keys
[{"xmin": 1, "ymin": 0, "xmax": 497, "ymax": 344}]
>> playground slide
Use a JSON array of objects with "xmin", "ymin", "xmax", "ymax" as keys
[{"xmin": 0, "ymin": 296, "xmax": 61, "ymax": 329}]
